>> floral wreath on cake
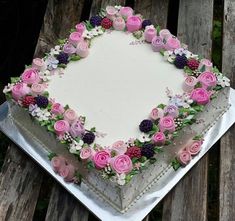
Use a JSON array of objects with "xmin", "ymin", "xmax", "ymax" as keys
[{"xmin": 3, "ymin": 5, "xmax": 230, "ymax": 185}]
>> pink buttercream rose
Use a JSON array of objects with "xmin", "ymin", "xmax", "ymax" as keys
[
  {"xmin": 32, "ymin": 58, "xmax": 46, "ymax": 71},
  {"xmin": 144, "ymin": 26, "xmax": 157, "ymax": 43},
  {"xmin": 21, "ymin": 68, "xmax": 40, "ymax": 85},
  {"xmin": 63, "ymin": 109, "xmax": 78, "ymax": 124},
  {"xmin": 190, "ymin": 88, "xmax": 210, "ymax": 105},
  {"xmin": 186, "ymin": 140, "xmax": 203, "ymax": 156},
  {"xmin": 183, "ymin": 76, "xmax": 198, "ymax": 92},
  {"xmin": 69, "ymin": 120, "xmax": 85, "ymax": 138},
  {"xmin": 110, "ymin": 154, "xmax": 133, "ymax": 174},
  {"xmin": 76, "ymin": 41, "xmax": 89, "ymax": 58},
  {"xmin": 11, "ymin": 83, "xmax": 30, "ymax": 101},
  {"xmin": 119, "ymin": 6, "xmax": 133, "ymax": 18},
  {"xmin": 159, "ymin": 116, "xmax": 176, "ymax": 133},
  {"xmin": 112, "ymin": 140, "xmax": 128, "ymax": 155},
  {"xmin": 113, "ymin": 17, "xmax": 126, "ymax": 31},
  {"xmin": 75, "ymin": 22, "xmax": 86, "ymax": 34},
  {"xmin": 165, "ymin": 37, "xmax": 181, "ymax": 51},
  {"xmin": 51, "ymin": 103, "xmax": 65, "ymax": 115},
  {"xmin": 80, "ymin": 147, "xmax": 93, "ymax": 160},
  {"xmin": 63, "ymin": 43, "xmax": 76, "ymax": 55},
  {"xmin": 126, "ymin": 16, "xmax": 142, "ymax": 32},
  {"xmin": 152, "ymin": 132, "xmax": 166, "ymax": 146},
  {"xmin": 59, "ymin": 164, "xmax": 75, "ymax": 182},
  {"xmin": 151, "ymin": 36, "xmax": 164, "ymax": 52},
  {"xmin": 93, "ymin": 150, "xmax": 111, "ymax": 169},
  {"xmin": 159, "ymin": 29, "xmax": 172, "ymax": 40},
  {"xmin": 54, "ymin": 120, "xmax": 70, "ymax": 136},
  {"xmin": 198, "ymin": 58, "xmax": 213, "ymax": 71},
  {"xmin": 198, "ymin": 71, "xmax": 217, "ymax": 89},
  {"xmin": 51, "ymin": 156, "xmax": 66, "ymax": 173},
  {"xmin": 149, "ymin": 107, "xmax": 164, "ymax": 120},
  {"xmin": 31, "ymin": 83, "xmax": 45, "ymax": 95},
  {"xmin": 177, "ymin": 150, "xmax": 192, "ymax": 166},
  {"xmin": 106, "ymin": 6, "xmax": 118, "ymax": 19},
  {"xmin": 69, "ymin": 32, "xmax": 83, "ymax": 45},
  {"xmin": 164, "ymin": 105, "xmax": 179, "ymax": 118}
]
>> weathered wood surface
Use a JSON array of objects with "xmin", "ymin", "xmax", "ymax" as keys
[
  {"xmin": 0, "ymin": 144, "xmax": 43, "ymax": 221},
  {"xmin": 45, "ymin": 183, "xmax": 89, "ymax": 221},
  {"xmin": 162, "ymin": 0, "xmax": 214, "ymax": 220},
  {"xmin": 220, "ymin": 0, "xmax": 235, "ymax": 220},
  {"xmin": 35, "ymin": 0, "xmax": 85, "ymax": 57},
  {"xmin": 134, "ymin": 0, "xmax": 169, "ymax": 28}
]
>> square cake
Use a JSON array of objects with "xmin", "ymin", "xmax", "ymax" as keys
[{"xmin": 3, "ymin": 5, "xmax": 231, "ymax": 213}]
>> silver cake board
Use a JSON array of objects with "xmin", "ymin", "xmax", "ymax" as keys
[{"xmin": 1, "ymin": 88, "xmax": 235, "ymax": 221}]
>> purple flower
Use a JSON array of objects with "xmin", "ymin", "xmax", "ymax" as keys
[
  {"xmin": 69, "ymin": 121, "xmax": 85, "ymax": 138},
  {"xmin": 164, "ymin": 105, "xmax": 179, "ymax": 118},
  {"xmin": 46, "ymin": 56, "xmax": 59, "ymax": 70},
  {"xmin": 63, "ymin": 43, "xmax": 76, "ymax": 55}
]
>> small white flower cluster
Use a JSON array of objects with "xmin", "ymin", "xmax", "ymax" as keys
[
  {"xmin": 216, "ymin": 74, "xmax": 230, "ymax": 87},
  {"xmin": 39, "ymin": 70, "xmax": 51, "ymax": 82},
  {"xmin": 82, "ymin": 26, "xmax": 104, "ymax": 40},
  {"xmin": 50, "ymin": 45, "xmax": 61, "ymax": 56},
  {"xmin": 69, "ymin": 139, "xmax": 84, "ymax": 154},
  {"xmin": 29, "ymin": 104, "xmax": 51, "ymax": 121},
  {"xmin": 3, "ymin": 83, "xmax": 14, "ymax": 93}
]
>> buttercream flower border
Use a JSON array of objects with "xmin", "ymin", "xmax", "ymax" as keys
[{"xmin": 3, "ymin": 5, "xmax": 230, "ymax": 185}]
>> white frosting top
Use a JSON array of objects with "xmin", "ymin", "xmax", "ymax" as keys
[{"xmin": 47, "ymin": 31, "xmax": 185, "ymax": 146}]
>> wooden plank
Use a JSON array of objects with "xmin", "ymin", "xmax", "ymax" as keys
[
  {"xmin": 220, "ymin": 0, "xmax": 235, "ymax": 220},
  {"xmin": 45, "ymin": 183, "xmax": 89, "ymax": 221},
  {"xmin": 90, "ymin": 0, "xmax": 126, "ymax": 16},
  {"xmin": 134, "ymin": 0, "xmax": 169, "ymax": 28},
  {"xmin": 0, "ymin": 144, "xmax": 43, "ymax": 221},
  {"xmin": 162, "ymin": 0, "xmax": 214, "ymax": 220},
  {"xmin": 35, "ymin": 0, "xmax": 86, "ymax": 57}
]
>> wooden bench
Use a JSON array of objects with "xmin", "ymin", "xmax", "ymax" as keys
[{"xmin": 0, "ymin": 0, "xmax": 234, "ymax": 220}]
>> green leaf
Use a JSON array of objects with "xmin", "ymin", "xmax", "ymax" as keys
[
  {"xmin": 70, "ymin": 28, "xmax": 76, "ymax": 33},
  {"xmin": 184, "ymin": 66, "xmax": 193, "ymax": 75},
  {"xmin": 193, "ymin": 105, "xmax": 204, "ymax": 112},
  {"xmin": 90, "ymin": 127, "xmax": 96, "ymax": 132},
  {"xmin": 160, "ymin": 49, "xmax": 165, "ymax": 56},
  {"xmin": 64, "ymin": 104, "xmax": 70, "ymax": 110},
  {"xmin": 74, "ymin": 171, "xmax": 82, "ymax": 184},
  {"xmin": 172, "ymin": 131, "xmax": 179, "ymax": 138},
  {"xmin": 171, "ymin": 158, "xmax": 181, "ymax": 170},
  {"xmin": 149, "ymin": 157, "xmax": 157, "ymax": 164},
  {"xmin": 84, "ymin": 21, "xmax": 94, "ymax": 31},
  {"xmin": 157, "ymin": 103, "xmax": 166, "ymax": 109},
  {"xmin": 193, "ymin": 134, "xmax": 203, "ymax": 140},
  {"xmin": 58, "ymin": 38, "xmax": 67, "ymax": 45},
  {"xmin": 43, "ymin": 91, "xmax": 49, "ymax": 98},
  {"xmin": 214, "ymin": 85, "xmax": 223, "ymax": 91},
  {"xmin": 199, "ymin": 64, "xmax": 206, "ymax": 72},
  {"xmin": 10, "ymin": 77, "xmax": 20, "ymax": 84},
  {"xmin": 165, "ymin": 140, "xmax": 172, "ymax": 146},
  {"xmin": 154, "ymin": 147, "xmax": 163, "ymax": 153},
  {"xmin": 156, "ymin": 25, "xmax": 161, "ymax": 35},
  {"xmin": 48, "ymin": 152, "xmax": 57, "ymax": 161},
  {"xmin": 47, "ymin": 124, "xmax": 55, "ymax": 132},
  {"xmin": 140, "ymin": 156, "xmax": 147, "ymax": 163},
  {"xmin": 134, "ymin": 139, "xmax": 143, "ymax": 147},
  {"xmin": 131, "ymin": 157, "xmax": 139, "ymax": 164},
  {"xmin": 87, "ymin": 161, "xmax": 95, "ymax": 170},
  {"xmin": 70, "ymin": 55, "xmax": 81, "ymax": 61},
  {"xmin": 58, "ymin": 64, "xmax": 67, "ymax": 68}
]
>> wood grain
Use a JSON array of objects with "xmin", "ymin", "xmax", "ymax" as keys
[
  {"xmin": 35, "ymin": 0, "xmax": 85, "ymax": 57},
  {"xmin": 0, "ymin": 144, "xmax": 43, "ymax": 221},
  {"xmin": 162, "ymin": 0, "xmax": 214, "ymax": 220},
  {"xmin": 45, "ymin": 183, "xmax": 89, "ymax": 221},
  {"xmin": 134, "ymin": 0, "xmax": 169, "ymax": 28},
  {"xmin": 220, "ymin": 0, "xmax": 235, "ymax": 220}
]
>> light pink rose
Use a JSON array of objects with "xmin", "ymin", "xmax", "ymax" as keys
[
  {"xmin": 110, "ymin": 154, "xmax": 133, "ymax": 174},
  {"xmin": 198, "ymin": 58, "xmax": 213, "ymax": 71},
  {"xmin": 190, "ymin": 88, "xmax": 210, "ymax": 105},
  {"xmin": 63, "ymin": 109, "xmax": 78, "ymax": 124},
  {"xmin": 177, "ymin": 150, "xmax": 192, "ymax": 166},
  {"xmin": 32, "ymin": 58, "xmax": 46, "ymax": 71},
  {"xmin": 183, "ymin": 76, "xmax": 198, "ymax": 92},
  {"xmin": 113, "ymin": 17, "xmax": 126, "ymax": 31},
  {"xmin": 69, "ymin": 120, "xmax": 85, "ymax": 138},
  {"xmin": 31, "ymin": 83, "xmax": 45, "ymax": 95},
  {"xmin": 119, "ymin": 6, "xmax": 133, "ymax": 18},
  {"xmin": 21, "ymin": 68, "xmax": 40, "ymax": 85},
  {"xmin": 63, "ymin": 43, "xmax": 76, "ymax": 55},
  {"xmin": 152, "ymin": 132, "xmax": 166, "ymax": 146},
  {"xmin": 159, "ymin": 29, "xmax": 172, "ymax": 40},
  {"xmin": 144, "ymin": 26, "xmax": 157, "ymax": 43},
  {"xmin": 80, "ymin": 147, "xmax": 93, "ymax": 160},
  {"xmin": 11, "ymin": 83, "xmax": 30, "ymax": 101},
  {"xmin": 106, "ymin": 6, "xmax": 118, "ymax": 19},
  {"xmin": 54, "ymin": 120, "xmax": 70, "ymax": 136},
  {"xmin": 51, "ymin": 103, "xmax": 65, "ymax": 115},
  {"xmin": 76, "ymin": 41, "xmax": 89, "ymax": 58},
  {"xmin": 69, "ymin": 32, "xmax": 83, "ymax": 45},
  {"xmin": 164, "ymin": 105, "xmax": 179, "ymax": 118},
  {"xmin": 126, "ymin": 16, "xmax": 142, "ymax": 32},
  {"xmin": 112, "ymin": 140, "xmax": 128, "ymax": 155},
  {"xmin": 151, "ymin": 36, "xmax": 164, "ymax": 52},
  {"xmin": 186, "ymin": 140, "xmax": 203, "ymax": 156},
  {"xmin": 198, "ymin": 71, "xmax": 217, "ymax": 89},
  {"xmin": 75, "ymin": 22, "xmax": 86, "ymax": 34},
  {"xmin": 51, "ymin": 156, "xmax": 66, "ymax": 173},
  {"xmin": 159, "ymin": 116, "xmax": 176, "ymax": 133},
  {"xmin": 93, "ymin": 150, "xmax": 111, "ymax": 169},
  {"xmin": 165, "ymin": 37, "xmax": 181, "ymax": 51},
  {"xmin": 59, "ymin": 164, "xmax": 75, "ymax": 182},
  {"xmin": 149, "ymin": 107, "xmax": 164, "ymax": 120}
]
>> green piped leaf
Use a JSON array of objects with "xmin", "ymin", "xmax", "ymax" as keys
[
  {"xmin": 171, "ymin": 158, "xmax": 181, "ymax": 171},
  {"xmin": 157, "ymin": 103, "xmax": 166, "ymax": 109},
  {"xmin": 10, "ymin": 77, "xmax": 20, "ymax": 84},
  {"xmin": 48, "ymin": 152, "xmax": 57, "ymax": 161},
  {"xmin": 70, "ymin": 54, "xmax": 81, "ymax": 61}
]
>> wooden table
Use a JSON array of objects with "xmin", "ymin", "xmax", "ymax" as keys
[{"xmin": 0, "ymin": 0, "xmax": 234, "ymax": 220}]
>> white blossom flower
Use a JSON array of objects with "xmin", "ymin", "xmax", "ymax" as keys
[
  {"xmin": 116, "ymin": 173, "xmax": 126, "ymax": 186},
  {"xmin": 36, "ymin": 109, "xmax": 51, "ymax": 121},
  {"xmin": 3, "ymin": 83, "xmax": 14, "ymax": 93},
  {"xmin": 39, "ymin": 70, "xmax": 51, "ymax": 82},
  {"xmin": 69, "ymin": 140, "xmax": 83, "ymax": 154},
  {"xmin": 82, "ymin": 30, "xmax": 94, "ymax": 39},
  {"xmin": 91, "ymin": 26, "xmax": 104, "ymax": 36},
  {"xmin": 138, "ymin": 133, "xmax": 151, "ymax": 143},
  {"xmin": 174, "ymin": 48, "xmax": 188, "ymax": 56},
  {"xmin": 217, "ymin": 75, "xmax": 230, "ymax": 87},
  {"xmin": 95, "ymin": 131, "xmax": 107, "ymax": 138},
  {"xmin": 115, "ymin": 5, "xmax": 122, "ymax": 10},
  {"xmin": 164, "ymin": 50, "xmax": 175, "ymax": 63},
  {"xmin": 50, "ymin": 45, "xmax": 61, "ymax": 56}
]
